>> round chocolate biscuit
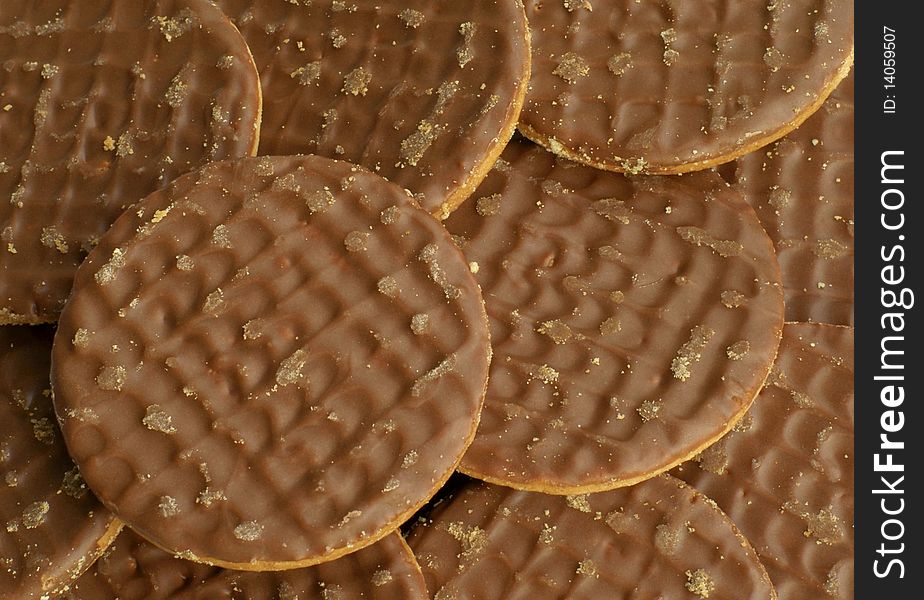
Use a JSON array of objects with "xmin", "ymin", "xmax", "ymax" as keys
[
  {"xmin": 214, "ymin": 0, "xmax": 530, "ymax": 219},
  {"xmin": 0, "ymin": 0, "xmax": 261, "ymax": 324},
  {"xmin": 65, "ymin": 529, "xmax": 427, "ymax": 599},
  {"xmin": 672, "ymin": 323, "xmax": 853, "ymax": 599},
  {"xmin": 520, "ymin": 0, "xmax": 853, "ymax": 174},
  {"xmin": 0, "ymin": 326, "xmax": 121, "ymax": 599},
  {"xmin": 445, "ymin": 140, "xmax": 784, "ymax": 493},
  {"xmin": 408, "ymin": 474, "xmax": 776, "ymax": 599},
  {"xmin": 51, "ymin": 155, "xmax": 491, "ymax": 569},
  {"xmin": 729, "ymin": 71, "xmax": 853, "ymax": 325}
]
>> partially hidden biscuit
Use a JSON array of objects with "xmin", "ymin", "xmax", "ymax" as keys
[
  {"xmin": 673, "ymin": 323, "xmax": 853, "ymax": 599},
  {"xmin": 728, "ymin": 71, "xmax": 853, "ymax": 325},
  {"xmin": 408, "ymin": 474, "xmax": 776, "ymax": 599},
  {"xmin": 65, "ymin": 529, "xmax": 427, "ymax": 599},
  {"xmin": 520, "ymin": 0, "xmax": 853, "ymax": 174},
  {"xmin": 0, "ymin": 0, "xmax": 261, "ymax": 324},
  {"xmin": 51, "ymin": 155, "xmax": 491, "ymax": 569},
  {"xmin": 445, "ymin": 140, "xmax": 783, "ymax": 493},
  {"xmin": 0, "ymin": 326, "xmax": 121, "ymax": 600},
  {"xmin": 215, "ymin": 0, "xmax": 530, "ymax": 219}
]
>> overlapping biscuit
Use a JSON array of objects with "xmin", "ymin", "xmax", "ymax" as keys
[
  {"xmin": 215, "ymin": 0, "xmax": 531, "ymax": 219},
  {"xmin": 520, "ymin": 0, "xmax": 853, "ymax": 174},
  {"xmin": 445, "ymin": 140, "xmax": 784, "ymax": 493},
  {"xmin": 0, "ymin": 326, "xmax": 121, "ymax": 600},
  {"xmin": 408, "ymin": 474, "xmax": 776, "ymax": 599},
  {"xmin": 728, "ymin": 72, "xmax": 854, "ymax": 325},
  {"xmin": 0, "ymin": 0, "xmax": 261, "ymax": 324},
  {"xmin": 64, "ymin": 529, "xmax": 427, "ymax": 599},
  {"xmin": 51, "ymin": 155, "xmax": 491, "ymax": 569},
  {"xmin": 673, "ymin": 323, "xmax": 854, "ymax": 598}
]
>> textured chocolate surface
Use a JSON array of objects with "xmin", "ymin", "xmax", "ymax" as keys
[
  {"xmin": 215, "ymin": 0, "xmax": 530, "ymax": 219},
  {"xmin": 0, "ymin": 0, "xmax": 261, "ymax": 324},
  {"xmin": 0, "ymin": 326, "xmax": 120, "ymax": 599},
  {"xmin": 65, "ymin": 529, "xmax": 427, "ymax": 599},
  {"xmin": 520, "ymin": 0, "xmax": 853, "ymax": 173},
  {"xmin": 445, "ymin": 140, "xmax": 783, "ymax": 492},
  {"xmin": 51, "ymin": 156, "xmax": 491, "ymax": 569},
  {"xmin": 673, "ymin": 323, "xmax": 854, "ymax": 599},
  {"xmin": 408, "ymin": 475, "xmax": 775, "ymax": 599},
  {"xmin": 730, "ymin": 72, "xmax": 853, "ymax": 325}
]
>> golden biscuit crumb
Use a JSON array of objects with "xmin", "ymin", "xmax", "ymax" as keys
[
  {"xmin": 159, "ymin": 495, "xmax": 180, "ymax": 517},
  {"xmin": 398, "ymin": 9, "xmax": 424, "ymax": 28},
  {"xmin": 277, "ymin": 349, "xmax": 309, "ymax": 387},
  {"xmin": 566, "ymin": 494, "xmax": 592, "ymax": 513},
  {"xmin": 371, "ymin": 569, "xmax": 393, "ymax": 586},
  {"xmin": 411, "ymin": 313, "xmax": 430, "ymax": 335},
  {"xmin": 676, "ymin": 226, "xmax": 743, "ymax": 257},
  {"xmin": 671, "ymin": 326, "xmax": 716, "ymax": 381},
  {"xmin": 576, "ymin": 558, "xmax": 599, "ymax": 578},
  {"xmin": 344, "ymin": 231, "xmax": 370, "ymax": 252},
  {"xmin": 726, "ymin": 340, "xmax": 750, "ymax": 360},
  {"xmin": 143, "ymin": 404, "xmax": 176, "ymax": 434},
  {"xmin": 97, "ymin": 365, "xmax": 126, "ymax": 391},
  {"xmin": 233, "ymin": 520, "xmax": 263, "ymax": 542},
  {"xmin": 446, "ymin": 521, "xmax": 487, "ymax": 562},
  {"xmin": 553, "ymin": 52, "xmax": 590, "ymax": 83},
  {"xmin": 21, "ymin": 501, "xmax": 50, "ymax": 529},
  {"xmin": 475, "ymin": 194, "xmax": 502, "ymax": 216},
  {"xmin": 607, "ymin": 52, "xmax": 633, "ymax": 75},
  {"xmin": 538, "ymin": 319, "xmax": 572, "ymax": 344},
  {"xmin": 342, "ymin": 67, "xmax": 371, "ymax": 96},
  {"xmin": 685, "ymin": 569, "xmax": 715, "ymax": 598}
]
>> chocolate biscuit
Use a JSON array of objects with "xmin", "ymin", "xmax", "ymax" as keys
[
  {"xmin": 729, "ymin": 72, "xmax": 854, "ymax": 325},
  {"xmin": 0, "ymin": 326, "xmax": 121, "ymax": 599},
  {"xmin": 673, "ymin": 323, "xmax": 854, "ymax": 598},
  {"xmin": 445, "ymin": 140, "xmax": 784, "ymax": 493},
  {"xmin": 51, "ymin": 156, "xmax": 491, "ymax": 569},
  {"xmin": 520, "ymin": 0, "xmax": 853, "ymax": 174},
  {"xmin": 0, "ymin": 0, "xmax": 261, "ymax": 324},
  {"xmin": 65, "ymin": 529, "xmax": 427, "ymax": 599},
  {"xmin": 215, "ymin": 0, "xmax": 531, "ymax": 218},
  {"xmin": 408, "ymin": 475, "xmax": 776, "ymax": 599}
]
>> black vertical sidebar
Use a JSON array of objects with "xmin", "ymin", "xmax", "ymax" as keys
[{"xmin": 855, "ymin": 0, "xmax": 921, "ymax": 596}]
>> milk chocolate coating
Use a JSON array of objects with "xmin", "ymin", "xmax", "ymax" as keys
[
  {"xmin": 215, "ymin": 0, "xmax": 530, "ymax": 218},
  {"xmin": 673, "ymin": 323, "xmax": 853, "ymax": 599},
  {"xmin": 408, "ymin": 475, "xmax": 775, "ymax": 599},
  {"xmin": 0, "ymin": 0, "xmax": 261, "ymax": 324},
  {"xmin": 0, "ymin": 326, "xmax": 120, "ymax": 599},
  {"xmin": 730, "ymin": 72, "xmax": 853, "ymax": 325},
  {"xmin": 445, "ymin": 140, "xmax": 783, "ymax": 492},
  {"xmin": 520, "ymin": 0, "xmax": 853, "ymax": 173},
  {"xmin": 51, "ymin": 156, "xmax": 491, "ymax": 569},
  {"xmin": 65, "ymin": 529, "xmax": 427, "ymax": 599}
]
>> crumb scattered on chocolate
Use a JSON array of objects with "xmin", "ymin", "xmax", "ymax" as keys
[
  {"xmin": 685, "ymin": 569, "xmax": 715, "ymax": 598},
  {"xmin": 233, "ymin": 520, "xmax": 264, "ymax": 542},
  {"xmin": 96, "ymin": 365, "xmax": 126, "ymax": 391},
  {"xmin": 671, "ymin": 326, "xmax": 716, "ymax": 381},
  {"xmin": 143, "ymin": 404, "xmax": 176, "ymax": 434},
  {"xmin": 553, "ymin": 52, "xmax": 590, "ymax": 83}
]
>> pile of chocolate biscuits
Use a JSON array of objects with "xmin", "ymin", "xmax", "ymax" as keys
[{"xmin": 0, "ymin": 1, "xmax": 854, "ymax": 598}]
